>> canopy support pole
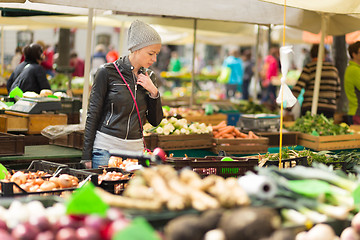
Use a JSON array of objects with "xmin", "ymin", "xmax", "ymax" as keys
[
  {"xmin": 311, "ymin": 13, "xmax": 328, "ymax": 116},
  {"xmin": 81, "ymin": 8, "xmax": 94, "ymax": 125},
  {"xmin": 190, "ymin": 18, "xmax": 197, "ymax": 107}
]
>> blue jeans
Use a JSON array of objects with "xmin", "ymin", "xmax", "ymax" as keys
[{"xmin": 92, "ymin": 148, "xmax": 111, "ymax": 168}]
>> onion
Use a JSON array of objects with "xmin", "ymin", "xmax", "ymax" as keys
[
  {"xmin": 55, "ymin": 228, "xmax": 77, "ymax": 240},
  {"xmin": 11, "ymin": 222, "xmax": 39, "ymax": 240},
  {"xmin": 35, "ymin": 230, "xmax": 55, "ymax": 240},
  {"xmin": 49, "ymin": 177, "xmax": 60, "ymax": 188},
  {"xmin": 58, "ymin": 175, "xmax": 73, "ymax": 189},
  {"xmin": 295, "ymin": 231, "xmax": 308, "ymax": 240},
  {"xmin": 352, "ymin": 213, "xmax": 360, "ymax": 234},
  {"xmin": 29, "ymin": 215, "xmax": 52, "ymax": 232},
  {"xmin": 76, "ymin": 226, "xmax": 101, "ymax": 240},
  {"xmin": 108, "ymin": 156, "xmax": 122, "ymax": 168},
  {"xmin": 10, "ymin": 171, "xmax": 26, "ymax": 185},
  {"xmin": 340, "ymin": 227, "xmax": 360, "ymax": 240},
  {"xmin": 40, "ymin": 181, "xmax": 56, "ymax": 191},
  {"xmin": 0, "ymin": 229, "xmax": 14, "ymax": 240},
  {"xmin": 306, "ymin": 224, "xmax": 336, "ymax": 240}
]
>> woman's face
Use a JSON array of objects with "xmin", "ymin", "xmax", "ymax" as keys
[{"xmin": 133, "ymin": 44, "xmax": 161, "ymax": 68}]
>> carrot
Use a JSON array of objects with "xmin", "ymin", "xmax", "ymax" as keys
[
  {"xmin": 212, "ymin": 121, "xmax": 227, "ymax": 131},
  {"xmin": 238, "ymin": 132, "xmax": 248, "ymax": 138},
  {"xmin": 222, "ymin": 133, "xmax": 235, "ymax": 139},
  {"xmin": 217, "ymin": 126, "xmax": 235, "ymax": 137},
  {"xmin": 233, "ymin": 128, "xmax": 243, "ymax": 137},
  {"xmin": 248, "ymin": 131, "xmax": 259, "ymax": 139}
]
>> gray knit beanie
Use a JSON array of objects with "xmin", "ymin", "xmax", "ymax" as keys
[{"xmin": 127, "ymin": 20, "xmax": 162, "ymax": 52}]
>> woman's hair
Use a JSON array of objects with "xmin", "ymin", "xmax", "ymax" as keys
[
  {"xmin": 348, "ymin": 41, "xmax": 360, "ymax": 59},
  {"xmin": 23, "ymin": 43, "xmax": 43, "ymax": 62}
]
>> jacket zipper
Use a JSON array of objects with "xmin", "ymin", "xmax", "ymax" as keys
[
  {"xmin": 106, "ymin": 102, "xmax": 114, "ymax": 125},
  {"xmin": 125, "ymin": 74, "xmax": 137, "ymax": 139}
]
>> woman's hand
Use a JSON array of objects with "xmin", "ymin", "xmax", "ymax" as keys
[{"xmin": 137, "ymin": 72, "xmax": 158, "ymax": 97}]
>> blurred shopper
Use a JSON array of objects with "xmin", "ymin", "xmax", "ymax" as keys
[
  {"xmin": 261, "ymin": 44, "xmax": 279, "ymax": 105},
  {"xmin": 106, "ymin": 45, "xmax": 120, "ymax": 63},
  {"xmin": 292, "ymin": 44, "xmax": 340, "ymax": 118},
  {"xmin": 9, "ymin": 46, "xmax": 23, "ymax": 72},
  {"xmin": 241, "ymin": 49, "xmax": 254, "ymax": 100},
  {"xmin": 69, "ymin": 51, "xmax": 85, "ymax": 77},
  {"xmin": 82, "ymin": 20, "xmax": 163, "ymax": 168},
  {"xmin": 222, "ymin": 49, "xmax": 244, "ymax": 99},
  {"xmin": 91, "ymin": 44, "xmax": 107, "ymax": 77},
  {"xmin": 344, "ymin": 41, "xmax": 360, "ymax": 124},
  {"xmin": 7, "ymin": 43, "xmax": 51, "ymax": 94},
  {"xmin": 36, "ymin": 41, "xmax": 55, "ymax": 78},
  {"xmin": 168, "ymin": 51, "xmax": 182, "ymax": 72}
]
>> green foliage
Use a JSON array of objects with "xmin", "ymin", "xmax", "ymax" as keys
[{"xmin": 287, "ymin": 111, "xmax": 350, "ymax": 136}]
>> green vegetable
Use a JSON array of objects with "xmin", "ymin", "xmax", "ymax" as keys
[{"xmin": 287, "ymin": 111, "xmax": 350, "ymax": 136}]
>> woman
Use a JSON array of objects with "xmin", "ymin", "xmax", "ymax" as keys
[
  {"xmin": 82, "ymin": 20, "xmax": 164, "ymax": 168},
  {"xmin": 7, "ymin": 43, "xmax": 51, "ymax": 94}
]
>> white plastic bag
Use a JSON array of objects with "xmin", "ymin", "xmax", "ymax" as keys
[
  {"xmin": 276, "ymin": 46, "xmax": 297, "ymax": 108},
  {"xmin": 41, "ymin": 124, "xmax": 84, "ymax": 140},
  {"xmin": 249, "ymin": 76, "xmax": 261, "ymax": 100}
]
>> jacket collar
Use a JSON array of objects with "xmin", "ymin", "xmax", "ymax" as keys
[{"xmin": 116, "ymin": 55, "xmax": 146, "ymax": 74}]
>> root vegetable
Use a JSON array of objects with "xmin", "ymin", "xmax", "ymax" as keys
[
  {"xmin": 352, "ymin": 212, "xmax": 360, "ymax": 234},
  {"xmin": 95, "ymin": 187, "xmax": 162, "ymax": 211},
  {"xmin": 307, "ymin": 224, "xmax": 336, "ymax": 240},
  {"xmin": 40, "ymin": 181, "xmax": 57, "ymax": 191},
  {"xmin": 340, "ymin": 227, "xmax": 360, "ymax": 240},
  {"xmin": 58, "ymin": 174, "xmax": 73, "ymax": 189}
]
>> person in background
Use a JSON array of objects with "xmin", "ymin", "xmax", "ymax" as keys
[
  {"xmin": 7, "ymin": 43, "xmax": 51, "ymax": 94},
  {"xmin": 9, "ymin": 46, "xmax": 23, "ymax": 72},
  {"xmin": 36, "ymin": 41, "xmax": 55, "ymax": 78},
  {"xmin": 222, "ymin": 49, "xmax": 244, "ymax": 99},
  {"xmin": 292, "ymin": 44, "xmax": 340, "ymax": 119},
  {"xmin": 82, "ymin": 20, "xmax": 163, "ymax": 168},
  {"xmin": 91, "ymin": 44, "xmax": 107, "ymax": 77},
  {"xmin": 106, "ymin": 44, "xmax": 120, "ymax": 63},
  {"xmin": 168, "ymin": 51, "xmax": 182, "ymax": 72},
  {"xmin": 69, "ymin": 51, "xmax": 85, "ymax": 77},
  {"xmin": 241, "ymin": 49, "xmax": 254, "ymax": 100},
  {"xmin": 261, "ymin": 44, "xmax": 280, "ymax": 105},
  {"xmin": 344, "ymin": 41, "xmax": 360, "ymax": 124}
]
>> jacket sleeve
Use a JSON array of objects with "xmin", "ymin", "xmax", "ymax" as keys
[
  {"xmin": 145, "ymin": 70, "xmax": 163, "ymax": 127},
  {"xmin": 6, "ymin": 72, "xmax": 15, "ymax": 92},
  {"xmin": 35, "ymin": 66, "xmax": 51, "ymax": 90},
  {"xmin": 82, "ymin": 67, "xmax": 108, "ymax": 160}
]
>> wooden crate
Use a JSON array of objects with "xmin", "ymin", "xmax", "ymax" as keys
[
  {"xmin": 256, "ymin": 131, "xmax": 298, "ymax": 147},
  {"xmin": 298, "ymin": 133, "xmax": 360, "ymax": 151},
  {"xmin": 212, "ymin": 137, "xmax": 269, "ymax": 155},
  {"xmin": 156, "ymin": 133, "xmax": 213, "ymax": 151},
  {"xmin": 185, "ymin": 113, "xmax": 227, "ymax": 126},
  {"xmin": 1, "ymin": 111, "xmax": 67, "ymax": 134},
  {"xmin": 50, "ymin": 130, "xmax": 84, "ymax": 150},
  {"xmin": 0, "ymin": 132, "xmax": 25, "ymax": 156}
]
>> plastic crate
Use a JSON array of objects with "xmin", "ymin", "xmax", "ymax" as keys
[
  {"xmin": 166, "ymin": 156, "xmax": 258, "ymax": 178},
  {"xmin": 227, "ymin": 112, "xmax": 242, "ymax": 126},
  {"xmin": 0, "ymin": 167, "xmax": 97, "ymax": 197},
  {"xmin": 84, "ymin": 167, "xmax": 130, "ymax": 194},
  {"xmin": 262, "ymin": 156, "xmax": 308, "ymax": 168},
  {"xmin": 26, "ymin": 160, "xmax": 68, "ymax": 174}
]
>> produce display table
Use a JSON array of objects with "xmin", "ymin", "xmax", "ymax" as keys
[{"xmin": 0, "ymin": 144, "xmax": 82, "ymax": 170}]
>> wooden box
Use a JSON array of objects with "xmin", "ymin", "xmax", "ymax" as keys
[
  {"xmin": 298, "ymin": 133, "xmax": 360, "ymax": 151},
  {"xmin": 0, "ymin": 111, "xmax": 67, "ymax": 134},
  {"xmin": 256, "ymin": 131, "xmax": 298, "ymax": 147},
  {"xmin": 145, "ymin": 133, "xmax": 213, "ymax": 151},
  {"xmin": 185, "ymin": 113, "xmax": 227, "ymax": 126},
  {"xmin": 212, "ymin": 137, "xmax": 269, "ymax": 155},
  {"xmin": 50, "ymin": 130, "xmax": 84, "ymax": 150},
  {"xmin": 0, "ymin": 132, "xmax": 25, "ymax": 156}
]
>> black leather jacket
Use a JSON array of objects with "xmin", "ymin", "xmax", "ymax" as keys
[{"xmin": 82, "ymin": 56, "xmax": 163, "ymax": 160}]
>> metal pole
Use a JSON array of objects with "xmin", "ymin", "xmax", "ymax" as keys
[
  {"xmin": 1, "ymin": 26, "xmax": 4, "ymax": 77},
  {"xmin": 81, "ymin": 8, "xmax": 94, "ymax": 125},
  {"xmin": 311, "ymin": 14, "xmax": 328, "ymax": 116},
  {"xmin": 190, "ymin": 19, "xmax": 197, "ymax": 107}
]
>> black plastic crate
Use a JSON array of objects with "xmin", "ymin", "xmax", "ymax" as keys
[
  {"xmin": 54, "ymin": 167, "xmax": 98, "ymax": 186},
  {"xmin": 166, "ymin": 156, "xmax": 258, "ymax": 178},
  {"xmin": 263, "ymin": 156, "xmax": 308, "ymax": 168},
  {"xmin": 84, "ymin": 167, "xmax": 130, "ymax": 194},
  {"xmin": 27, "ymin": 160, "xmax": 68, "ymax": 174},
  {"xmin": 0, "ymin": 166, "xmax": 98, "ymax": 197}
]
